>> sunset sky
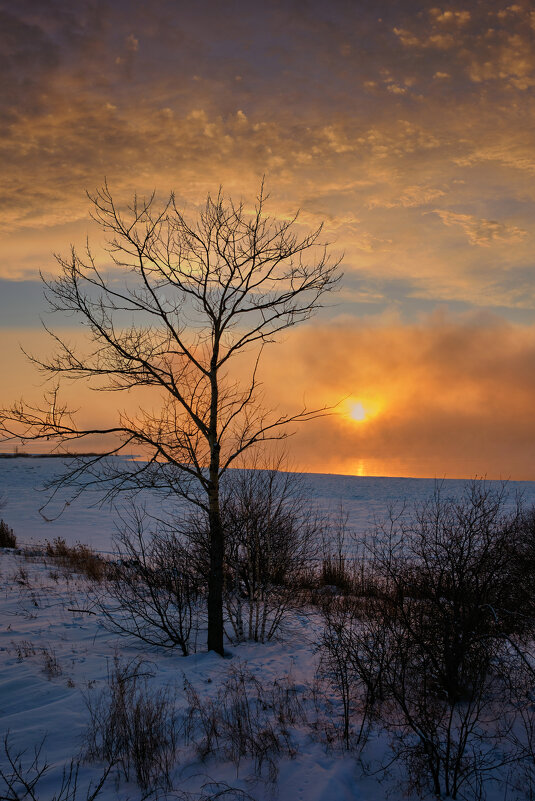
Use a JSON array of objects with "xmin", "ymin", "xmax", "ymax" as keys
[{"xmin": 1, "ymin": 0, "xmax": 535, "ymax": 478}]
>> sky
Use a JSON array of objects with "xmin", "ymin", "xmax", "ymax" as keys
[{"xmin": 1, "ymin": 0, "xmax": 535, "ymax": 478}]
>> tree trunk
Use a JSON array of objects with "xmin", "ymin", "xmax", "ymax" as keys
[
  {"xmin": 207, "ymin": 351, "xmax": 224, "ymax": 656},
  {"xmin": 207, "ymin": 481, "xmax": 225, "ymax": 655}
]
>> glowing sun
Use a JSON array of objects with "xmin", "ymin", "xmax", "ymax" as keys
[{"xmin": 349, "ymin": 401, "xmax": 367, "ymax": 422}]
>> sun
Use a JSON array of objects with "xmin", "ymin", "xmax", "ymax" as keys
[
  {"xmin": 349, "ymin": 401, "xmax": 367, "ymax": 422},
  {"xmin": 343, "ymin": 397, "xmax": 383, "ymax": 424}
]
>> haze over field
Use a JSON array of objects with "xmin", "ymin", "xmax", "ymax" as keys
[{"xmin": 1, "ymin": 0, "xmax": 535, "ymax": 477}]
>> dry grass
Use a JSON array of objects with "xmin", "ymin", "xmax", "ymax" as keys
[
  {"xmin": 183, "ymin": 663, "xmax": 303, "ymax": 783},
  {"xmin": 84, "ymin": 655, "xmax": 178, "ymax": 793},
  {"xmin": 45, "ymin": 538, "xmax": 108, "ymax": 582}
]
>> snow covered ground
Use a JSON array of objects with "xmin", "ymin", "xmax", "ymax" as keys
[
  {"xmin": 2, "ymin": 457, "xmax": 535, "ymax": 553},
  {"xmin": 1, "ymin": 458, "xmax": 534, "ymax": 800},
  {"xmin": 0, "ymin": 548, "xmax": 384, "ymax": 801}
]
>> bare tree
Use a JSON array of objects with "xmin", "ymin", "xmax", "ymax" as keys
[{"xmin": 0, "ymin": 182, "xmax": 341, "ymax": 655}]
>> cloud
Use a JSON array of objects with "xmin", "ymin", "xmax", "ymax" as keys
[
  {"xmin": 429, "ymin": 9, "xmax": 471, "ymax": 25},
  {"xmin": 386, "ymin": 83, "xmax": 408, "ymax": 95},
  {"xmin": 125, "ymin": 33, "xmax": 138, "ymax": 52},
  {"xmin": 467, "ymin": 33, "xmax": 535, "ymax": 90},
  {"xmin": 454, "ymin": 140, "xmax": 535, "ymax": 175},
  {"xmin": 394, "ymin": 3, "xmax": 535, "ymax": 91},
  {"xmin": 367, "ymin": 184, "xmax": 446, "ymax": 209},
  {"xmin": 432, "ymin": 210, "xmax": 528, "ymax": 246},
  {"xmin": 393, "ymin": 27, "xmax": 457, "ymax": 50},
  {"xmin": 1, "ymin": 0, "xmax": 535, "ymax": 415}
]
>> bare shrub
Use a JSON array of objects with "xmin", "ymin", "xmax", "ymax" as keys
[
  {"xmin": 97, "ymin": 508, "xmax": 201, "ymax": 655},
  {"xmin": 84, "ymin": 655, "xmax": 178, "ymax": 793},
  {"xmin": 0, "ymin": 520, "xmax": 16, "ymax": 548},
  {"xmin": 13, "ymin": 566, "xmax": 30, "ymax": 587},
  {"xmin": 319, "ymin": 480, "xmax": 531, "ymax": 798},
  {"xmin": 373, "ymin": 482, "xmax": 529, "ymax": 798},
  {"xmin": 44, "ymin": 538, "xmax": 107, "ymax": 582},
  {"xmin": 318, "ymin": 594, "xmax": 387, "ymax": 751},
  {"xmin": 380, "ymin": 640, "xmax": 513, "ymax": 799},
  {"xmin": 186, "ymin": 465, "xmax": 318, "ymax": 643},
  {"xmin": 0, "ymin": 733, "xmax": 110, "ymax": 801},
  {"xmin": 497, "ymin": 655, "xmax": 535, "ymax": 800},
  {"xmin": 182, "ymin": 663, "xmax": 302, "ymax": 783},
  {"xmin": 507, "ymin": 505, "xmax": 535, "ymax": 631}
]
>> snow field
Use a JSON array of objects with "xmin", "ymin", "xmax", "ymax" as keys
[
  {"xmin": 2, "ymin": 460, "xmax": 535, "ymax": 800},
  {"xmin": 0, "ymin": 548, "xmax": 382, "ymax": 801}
]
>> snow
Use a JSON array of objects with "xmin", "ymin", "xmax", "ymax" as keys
[
  {"xmin": 0, "ymin": 549, "xmax": 370, "ymax": 801},
  {"xmin": 2, "ymin": 457, "xmax": 535, "ymax": 553},
  {"xmin": 1, "ymin": 458, "xmax": 534, "ymax": 800}
]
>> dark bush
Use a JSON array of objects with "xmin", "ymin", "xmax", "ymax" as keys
[
  {"xmin": 319, "ymin": 555, "xmax": 353, "ymax": 593},
  {"xmin": 0, "ymin": 520, "xmax": 16, "ymax": 548},
  {"xmin": 319, "ymin": 503, "xmax": 355, "ymax": 593}
]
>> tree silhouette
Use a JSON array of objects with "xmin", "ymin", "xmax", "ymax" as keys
[{"xmin": 0, "ymin": 182, "xmax": 341, "ymax": 654}]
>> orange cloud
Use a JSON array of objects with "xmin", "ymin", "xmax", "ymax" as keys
[
  {"xmin": 258, "ymin": 312, "xmax": 535, "ymax": 479},
  {"xmin": 431, "ymin": 209, "xmax": 528, "ymax": 246}
]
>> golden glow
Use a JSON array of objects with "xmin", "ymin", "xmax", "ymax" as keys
[
  {"xmin": 264, "ymin": 318, "xmax": 535, "ymax": 480},
  {"xmin": 353, "ymin": 459, "xmax": 367, "ymax": 477}
]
